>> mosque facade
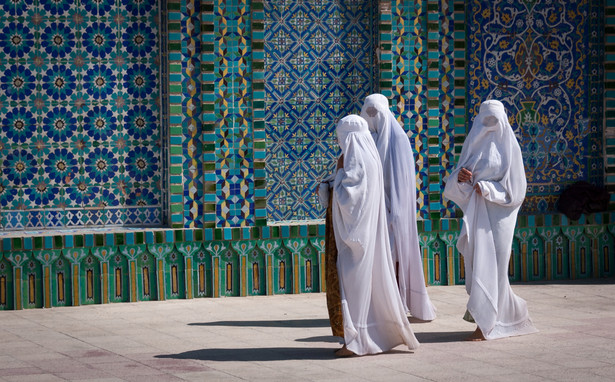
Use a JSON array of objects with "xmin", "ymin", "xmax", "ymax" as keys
[{"xmin": 0, "ymin": 0, "xmax": 613, "ymax": 309}]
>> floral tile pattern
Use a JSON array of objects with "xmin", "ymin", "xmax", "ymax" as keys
[
  {"xmin": 0, "ymin": 0, "xmax": 163, "ymax": 230},
  {"xmin": 467, "ymin": 0, "xmax": 603, "ymax": 213}
]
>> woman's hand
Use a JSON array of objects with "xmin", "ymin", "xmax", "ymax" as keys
[
  {"xmin": 458, "ymin": 167, "xmax": 472, "ymax": 183},
  {"xmin": 337, "ymin": 154, "xmax": 344, "ymax": 170},
  {"xmin": 473, "ymin": 183, "xmax": 482, "ymax": 196}
]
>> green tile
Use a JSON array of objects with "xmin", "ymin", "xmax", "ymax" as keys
[
  {"xmin": 54, "ymin": 236, "xmax": 63, "ymax": 249},
  {"xmin": 308, "ymin": 225, "xmax": 317, "ymax": 236},
  {"xmin": 11, "ymin": 238, "xmax": 22, "ymax": 251},
  {"xmin": 195, "ymin": 229, "xmax": 204, "ymax": 241},
  {"xmin": 535, "ymin": 215, "xmax": 545, "ymax": 227},
  {"xmin": 115, "ymin": 233, "xmax": 124, "ymax": 246},
  {"xmin": 34, "ymin": 237, "xmax": 43, "ymax": 250},
  {"xmin": 155, "ymin": 231, "xmax": 164, "ymax": 243}
]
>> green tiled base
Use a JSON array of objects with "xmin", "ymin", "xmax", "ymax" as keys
[{"xmin": 1, "ymin": 213, "xmax": 614, "ymax": 310}]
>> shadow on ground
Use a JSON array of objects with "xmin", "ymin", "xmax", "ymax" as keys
[
  {"xmin": 155, "ymin": 347, "xmax": 337, "ymax": 361},
  {"xmin": 295, "ymin": 335, "xmax": 344, "ymax": 343},
  {"xmin": 415, "ymin": 331, "xmax": 472, "ymax": 343},
  {"xmin": 188, "ymin": 318, "xmax": 330, "ymax": 328},
  {"xmin": 155, "ymin": 347, "xmax": 417, "ymax": 362}
]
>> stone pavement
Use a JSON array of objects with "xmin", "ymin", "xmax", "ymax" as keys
[{"xmin": 1, "ymin": 279, "xmax": 615, "ymax": 381}]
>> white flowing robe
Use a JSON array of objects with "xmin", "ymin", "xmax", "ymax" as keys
[
  {"xmin": 443, "ymin": 100, "xmax": 538, "ymax": 340},
  {"xmin": 332, "ymin": 115, "xmax": 419, "ymax": 355},
  {"xmin": 361, "ymin": 94, "xmax": 436, "ymax": 321}
]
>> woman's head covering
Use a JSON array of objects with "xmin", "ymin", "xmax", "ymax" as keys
[
  {"xmin": 336, "ymin": 114, "xmax": 370, "ymax": 154},
  {"xmin": 333, "ymin": 114, "xmax": 382, "ymax": 246},
  {"xmin": 360, "ymin": 94, "xmax": 396, "ymax": 161},
  {"xmin": 359, "ymin": 93, "xmax": 417, "ymax": 222},
  {"xmin": 456, "ymin": 99, "xmax": 526, "ymax": 207}
]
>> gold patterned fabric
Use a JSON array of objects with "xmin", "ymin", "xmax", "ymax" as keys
[{"xmin": 325, "ymin": 194, "xmax": 344, "ymax": 338}]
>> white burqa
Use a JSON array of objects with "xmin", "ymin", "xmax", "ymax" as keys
[
  {"xmin": 443, "ymin": 100, "xmax": 538, "ymax": 340},
  {"xmin": 332, "ymin": 115, "xmax": 419, "ymax": 355},
  {"xmin": 361, "ymin": 94, "xmax": 437, "ymax": 321}
]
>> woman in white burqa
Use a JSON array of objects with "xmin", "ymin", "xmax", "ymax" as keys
[
  {"xmin": 360, "ymin": 94, "xmax": 437, "ymax": 321},
  {"xmin": 443, "ymin": 100, "xmax": 538, "ymax": 340},
  {"xmin": 332, "ymin": 114, "xmax": 419, "ymax": 357}
]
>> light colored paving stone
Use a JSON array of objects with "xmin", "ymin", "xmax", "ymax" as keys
[
  {"xmin": 3, "ymin": 374, "xmax": 66, "ymax": 382},
  {"xmin": 1, "ymin": 280, "xmax": 614, "ymax": 381}
]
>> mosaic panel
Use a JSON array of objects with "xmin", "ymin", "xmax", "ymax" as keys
[
  {"xmin": 607, "ymin": 1, "xmax": 615, "ymax": 196},
  {"xmin": 467, "ymin": 0, "xmax": 604, "ymax": 213},
  {"xmin": 166, "ymin": 0, "xmax": 187, "ymax": 228},
  {"xmin": 390, "ymin": 1, "xmax": 429, "ymax": 217},
  {"xmin": 1, "ymin": 214, "xmax": 614, "ymax": 310},
  {"xmin": 212, "ymin": 0, "xmax": 254, "ymax": 227},
  {"xmin": 0, "ymin": 0, "xmax": 164, "ymax": 230},
  {"xmin": 250, "ymin": 0, "xmax": 267, "ymax": 228},
  {"xmin": 388, "ymin": 0, "xmax": 459, "ymax": 221},
  {"xmin": 182, "ymin": 0, "xmax": 203, "ymax": 227},
  {"xmin": 263, "ymin": 0, "xmax": 378, "ymax": 222}
]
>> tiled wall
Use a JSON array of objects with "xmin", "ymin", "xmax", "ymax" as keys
[
  {"xmin": 0, "ymin": 0, "xmax": 614, "ymax": 310},
  {"xmin": 382, "ymin": 0, "xmax": 459, "ymax": 221},
  {"xmin": 467, "ymin": 0, "xmax": 604, "ymax": 213},
  {"xmin": 1, "ymin": 213, "xmax": 614, "ymax": 310},
  {"xmin": 0, "ymin": 0, "xmax": 164, "ymax": 230},
  {"xmin": 606, "ymin": 0, "xmax": 615, "ymax": 191},
  {"xmin": 264, "ymin": 0, "xmax": 378, "ymax": 222}
]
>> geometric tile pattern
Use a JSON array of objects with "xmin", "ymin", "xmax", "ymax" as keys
[
  {"xmin": 388, "ymin": 0, "xmax": 430, "ymax": 218},
  {"xmin": 467, "ymin": 0, "xmax": 603, "ymax": 213},
  {"xmin": 590, "ymin": 0, "xmax": 606, "ymax": 193},
  {"xmin": 263, "ymin": 0, "xmax": 378, "ymax": 222},
  {"xmin": 606, "ymin": 0, "xmax": 615, "ymax": 198},
  {"xmin": 435, "ymin": 0, "xmax": 456, "ymax": 219},
  {"xmin": 213, "ymin": 0, "xmax": 255, "ymax": 227},
  {"xmin": 158, "ymin": 0, "xmax": 170, "ymax": 228},
  {"xmin": 2, "ymin": 213, "xmax": 615, "ymax": 309},
  {"xmin": 386, "ymin": 0, "xmax": 459, "ymax": 221},
  {"xmin": 0, "ymin": 0, "xmax": 163, "ymax": 230},
  {"xmin": 182, "ymin": 0, "xmax": 202, "ymax": 227},
  {"xmin": 200, "ymin": 0, "xmax": 216, "ymax": 228},
  {"xmin": 251, "ymin": 0, "xmax": 267, "ymax": 227},
  {"xmin": 212, "ymin": 0, "xmax": 254, "ymax": 227},
  {"xmin": 1, "ymin": 1, "xmax": 613, "ymax": 309},
  {"xmin": 166, "ymin": 0, "xmax": 188, "ymax": 228}
]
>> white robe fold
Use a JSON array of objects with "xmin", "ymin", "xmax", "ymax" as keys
[
  {"xmin": 443, "ymin": 100, "xmax": 538, "ymax": 340},
  {"xmin": 361, "ymin": 94, "xmax": 436, "ymax": 321},
  {"xmin": 333, "ymin": 114, "xmax": 419, "ymax": 355}
]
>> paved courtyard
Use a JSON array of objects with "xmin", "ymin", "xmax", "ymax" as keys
[{"xmin": 1, "ymin": 279, "xmax": 614, "ymax": 381}]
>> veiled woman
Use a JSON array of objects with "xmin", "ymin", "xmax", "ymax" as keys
[
  {"xmin": 360, "ymin": 94, "xmax": 436, "ymax": 321},
  {"xmin": 443, "ymin": 100, "xmax": 538, "ymax": 340},
  {"xmin": 332, "ymin": 114, "xmax": 419, "ymax": 356}
]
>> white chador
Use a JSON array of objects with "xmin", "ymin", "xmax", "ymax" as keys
[
  {"xmin": 332, "ymin": 115, "xmax": 419, "ymax": 355},
  {"xmin": 360, "ymin": 94, "xmax": 436, "ymax": 321},
  {"xmin": 443, "ymin": 100, "xmax": 538, "ymax": 340}
]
